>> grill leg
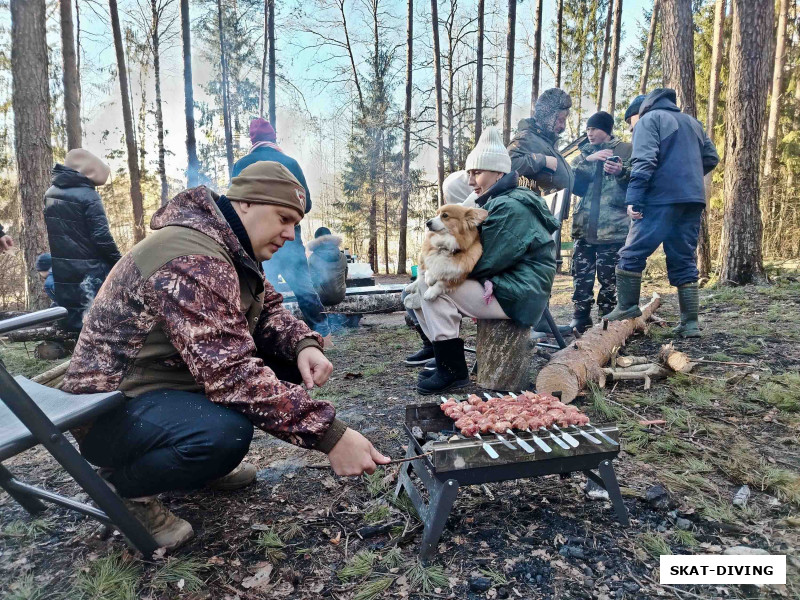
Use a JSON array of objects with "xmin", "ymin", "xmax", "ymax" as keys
[
  {"xmin": 394, "ymin": 444, "xmax": 461, "ymax": 563},
  {"xmin": 597, "ymin": 460, "xmax": 630, "ymax": 526},
  {"xmin": 418, "ymin": 478, "xmax": 459, "ymax": 563},
  {"xmin": 0, "ymin": 464, "xmax": 46, "ymax": 516}
]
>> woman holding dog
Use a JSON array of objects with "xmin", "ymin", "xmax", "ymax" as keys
[{"xmin": 413, "ymin": 127, "xmax": 559, "ymax": 394}]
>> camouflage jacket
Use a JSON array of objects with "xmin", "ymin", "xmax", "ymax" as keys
[
  {"xmin": 570, "ymin": 136, "xmax": 632, "ymax": 244},
  {"xmin": 62, "ymin": 186, "xmax": 347, "ymax": 453}
]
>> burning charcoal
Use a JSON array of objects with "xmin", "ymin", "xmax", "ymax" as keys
[
  {"xmin": 469, "ymin": 576, "xmax": 492, "ymax": 592},
  {"xmin": 645, "ymin": 484, "xmax": 676, "ymax": 510}
]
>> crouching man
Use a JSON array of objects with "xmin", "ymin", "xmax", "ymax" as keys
[{"xmin": 62, "ymin": 161, "xmax": 389, "ymax": 550}]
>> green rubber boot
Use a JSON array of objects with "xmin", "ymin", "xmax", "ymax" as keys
[
  {"xmin": 604, "ymin": 270, "xmax": 643, "ymax": 322},
  {"xmin": 673, "ymin": 283, "xmax": 701, "ymax": 338}
]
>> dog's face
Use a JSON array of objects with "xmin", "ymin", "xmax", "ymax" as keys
[{"xmin": 425, "ymin": 204, "xmax": 489, "ymax": 251}]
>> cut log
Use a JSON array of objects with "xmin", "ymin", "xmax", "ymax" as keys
[
  {"xmin": 602, "ymin": 365, "xmax": 669, "ymax": 390},
  {"xmin": 284, "ymin": 292, "xmax": 403, "ymax": 317},
  {"xmin": 3, "ymin": 326, "xmax": 79, "ymax": 343},
  {"xmin": 535, "ymin": 293, "xmax": 662, "ymax": 402},
  {"xmin": 659, "ymin": 343, "xmax": 695, "ymax": 373},
  {"xmin": 615, "ymin": 355, "xmax": 649, "ymax": 368},
  {"xmin": 476, "ymin": 319, "xmax": 533, "ymax": 391}
]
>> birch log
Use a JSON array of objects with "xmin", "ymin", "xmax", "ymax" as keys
[{"xmin": 536, "ymin": 293, "xmax": 661, "ymax": 402}]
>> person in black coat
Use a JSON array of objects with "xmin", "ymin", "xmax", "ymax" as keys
[{"xmin": 44, "ymin": 148, "xmax": 121, "ymax": 332}]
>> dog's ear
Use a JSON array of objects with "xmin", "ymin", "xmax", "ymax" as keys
[{"xmin": 466, "ymin": 208, "xmax": 489, "ymax": 227}]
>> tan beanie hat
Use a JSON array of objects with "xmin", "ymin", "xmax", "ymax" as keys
[
  {"xmin": 64, "ymin": 148, "xmax": 111, "ymax": 186},
  {"xmin": 465, "ymin": 126, "xmax": 512, "ymax": 174},
  {"xmin": 226, "ymin": 161, "xmax": 306, "ymax": 218}
]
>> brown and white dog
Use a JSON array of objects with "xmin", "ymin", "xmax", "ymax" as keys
[{"xmin": 405, "ymin": 204, "xmax": 489, "ymax": 307}]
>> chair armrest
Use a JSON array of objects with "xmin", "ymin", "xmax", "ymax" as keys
[{"xmin": 0, "ymin": 307, "xmax": 68, "ymax": 335}]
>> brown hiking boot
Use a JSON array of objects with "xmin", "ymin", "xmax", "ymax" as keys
[
  {"xmin": 208, "ymin": 461, "xmax": 257, "ymax": 491},
  {"xmin": 123, "ymin": 496, "xmax": 194, "ymax": 551}
]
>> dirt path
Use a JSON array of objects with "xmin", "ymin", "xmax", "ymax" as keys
[{"xmin": 1, "ymin": 275, "xmax": 798, "ymax": 599}]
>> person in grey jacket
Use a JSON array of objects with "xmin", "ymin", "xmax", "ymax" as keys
[{"xmin": 606, "ymin": 89, "xmax": 719, "ymax": 337}]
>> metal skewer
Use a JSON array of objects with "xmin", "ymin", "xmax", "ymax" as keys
[
  {"xmin": 482, "ymin": 393, "xmax": 538, "ymax": 454},
  {"xmin": 585, "ymin": 423, "xmax": 619, "ymax": 446},
  {"xmin": 550, "ymin": 424, "xmax": 580, "ymax": 447},
  {"xmin": 570, "ymin": 426, "xmax": 602, "ymax": 445}
]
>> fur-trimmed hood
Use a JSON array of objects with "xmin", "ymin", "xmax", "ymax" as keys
[{"xmin": 306, "ymin": 234, "xmax": 342, "ymax": 252}]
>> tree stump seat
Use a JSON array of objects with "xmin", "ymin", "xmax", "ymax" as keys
[{"xmin": 475, "ymin": 319, "xmax": 533, "ymax": 392}]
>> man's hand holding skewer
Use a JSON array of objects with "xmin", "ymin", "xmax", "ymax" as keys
[{"xmin": 328, "ymin": 428, "xmax": 391, "ymax": 476}]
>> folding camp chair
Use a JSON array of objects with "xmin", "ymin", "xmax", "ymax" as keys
[{"xmin": 0, "ymin": 307, "xmax": 157, "ymax": 555}]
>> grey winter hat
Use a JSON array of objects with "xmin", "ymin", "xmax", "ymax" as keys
[
  {"xmin": 624, "ymin": 95, "xmax": 646, "ymax": 121},
  {"xmin": 534, "ymin": 88, "xmax": 572, "ymax": 131}
]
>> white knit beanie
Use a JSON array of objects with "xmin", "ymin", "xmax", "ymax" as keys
[
  {"xmin": 465, "ymin": 126, "xmax": 511, "ymax": 174},
  {"xmin": 442, "ymin": 170, "xmax": 473, "ymax": 204}
]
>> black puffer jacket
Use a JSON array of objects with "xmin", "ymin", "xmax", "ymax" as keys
[
  {"xmin": 43, "ymin": 165, "xmax": 121, "ymax": 331},
  {"xmin": 307, "ymin": 235, "xmax": 347, "ymax": 306}
]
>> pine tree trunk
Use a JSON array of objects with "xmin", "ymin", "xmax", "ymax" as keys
[
  {"xmin": 763, "ymin": 0, "xmax": 789, "ymax": 232},
  {"xmin": 217, "ymin": 0, "xmax": 234, "ymax": 177},
  {"xmin": 606, "ymin": 0, "xmax": 622, "ymax": 114},
  {"xmin": 431, "ymin": 0, "xmax": 445, "ymax": 205},
  {"xmin": 259, "ymin": 0, "xmax": 267, "ymax": 118},
  {"xmin": 109, "ymin": 0, "xmax": 145, "ymax": 242},
  {"xmin": 661, "ymin": 0, "xmax": 697, "ymax": 117},
  {"xmin": 595, "ymin": 0, "xmax": 613, "ymax": 111},
  {"xmin": 529, "ymin": 0, "xmax": 542, "ymax": 113},
  {"xmin": 502, "ymin": 0, "xmax": 516, "ymax": 146},
  {"xmin": 719, "ymin": 0, "xmax": 773, "ymax": 285},
  {"xmin": 398, "ymin": 0, "xmax": 413, "ymax": 274},
  {"xmin": 180, "ymin": 0, "xmax": 200, "ymax": 188},
  {"xmin": 10, "ymin": 0, "xmax": 53, "ymax": 309},
  {"xmin": 640, "ymin": 0, "xmax": 659, "ymax": 95},
  {"xmin": 60, "ymin": 0, "xmax": 82, "ymax": 149},
  {"xmin": 702, "ymin": 0, "xmax": 726, "ymax": 277},
  {"xmin": 555, "ymin": 0, "xmax": 563, "ymax": 87},
  {"xmin": 152, "ymin": 0, "xmax": 168, "ymax": 207},
  {"xmin": 475, "ymin": 0, "xmax": 484, "ymax": 141},
  {"xmin": 268, "ymin": 0, "xmax": 276, "ymax": 126},
  {"xmin": 706, "ymin": 0, "xmax": 725, "ymax": 144}
]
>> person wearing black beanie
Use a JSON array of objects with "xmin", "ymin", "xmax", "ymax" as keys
[
  {"xmin": 586, "ymin": 111, "xmax": 614, "ymax": 136},
  {"xmin": 567, "ymin": 112, "xmax": 633, "ymax": 332}
]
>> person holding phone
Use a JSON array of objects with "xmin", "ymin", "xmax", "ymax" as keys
[{"xmin": 568, "ymin": 111, "xmax": 633, "ymax": 332}]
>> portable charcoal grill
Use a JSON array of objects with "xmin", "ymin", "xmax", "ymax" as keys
[{"xmin": 394, "ymin": 397, "xmax": 630, "ymax": 561}]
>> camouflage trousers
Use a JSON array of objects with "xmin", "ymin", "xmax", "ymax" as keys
[{"xmin": 571, "ymin": 239, "xmax": 623, "ymax": 317}]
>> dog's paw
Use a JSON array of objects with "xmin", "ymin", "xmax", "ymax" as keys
[
  {"xmin": 404, "ymin": 292, "xmax": 422, "ymax": 310},
  {"xmin": 423, "ymin": 287, "xmax": 442, "ymax": 302},
  {"xmin": 404, "ymin": 280, "xmax": 419, "ymax": 295}
]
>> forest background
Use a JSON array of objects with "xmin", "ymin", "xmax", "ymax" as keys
[{"xmin": 0, "ymin": 0, "xmax": 793, "ymax": 309}]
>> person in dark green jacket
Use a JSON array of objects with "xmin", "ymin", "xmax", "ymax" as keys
[
  {"xmin": 569, "ymin": 111, "xmax": 632, "ymax": 332},
  {"xmin": 414, "ymin": 127, "xmax": 558, "ymax": 394}
]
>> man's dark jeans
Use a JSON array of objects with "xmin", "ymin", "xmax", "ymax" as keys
[
  {"xmin": 79, "ymin": 358, "xmax": 303, "ymax": 498},
  {"xmin": 617, "ymin": 203, "xmax": 704, "ymax": 287},
  {"xmin": 263, "ymin": 226, "xmax": 331, "ymax": 336}
]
